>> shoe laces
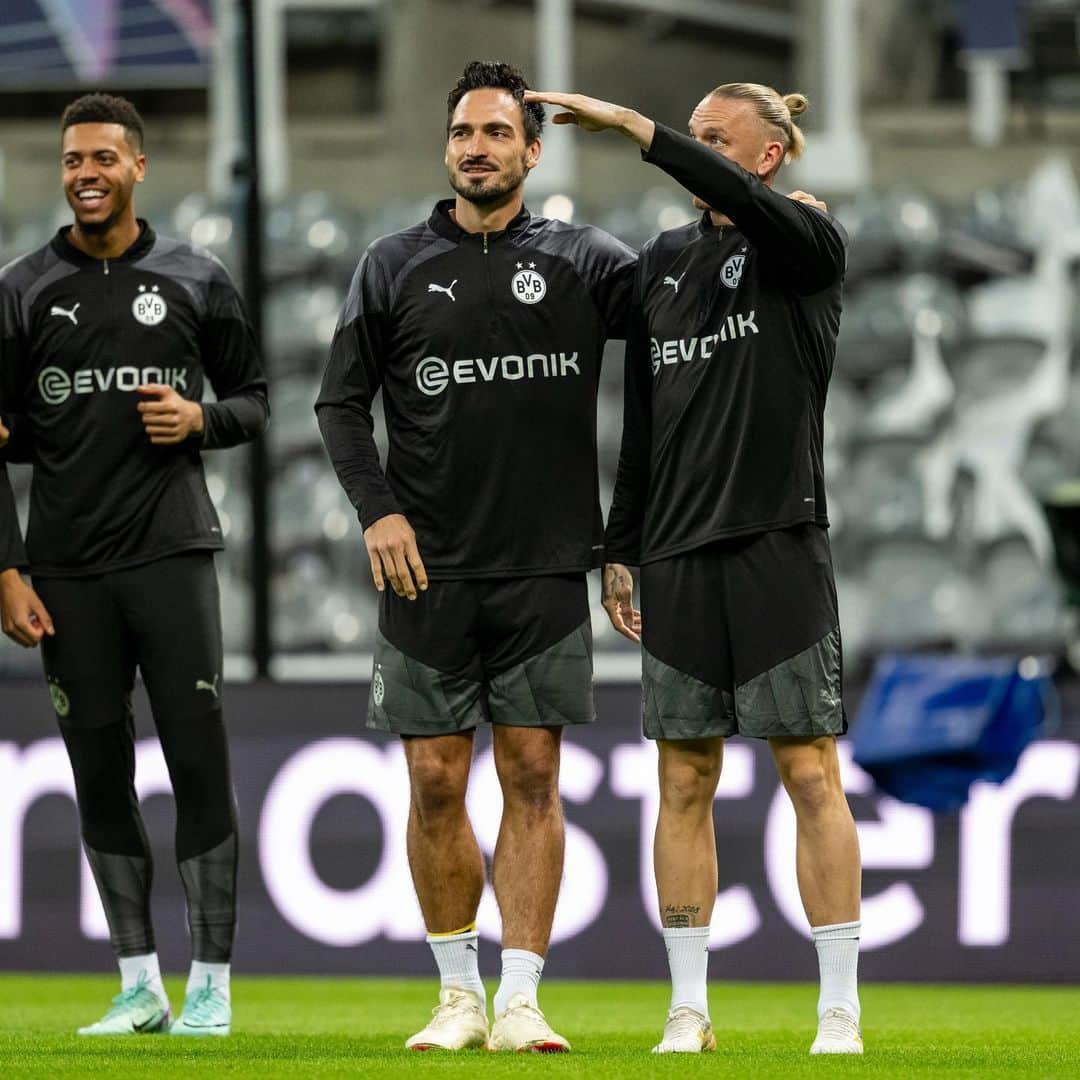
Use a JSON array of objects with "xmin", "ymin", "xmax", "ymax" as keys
[
  {"xmin": 502, "ymin": 996, "xmax": 548, "ymax": 1025},
  {"xmin": 105, "ymin": 972, "xmax": 155, "ymax": 1017},
  {"xmin": 429, "ymin": 990, "xmax": 481, "ymax": 1028},
  {"xmin": 817, "ymin": 1007, "xmax": 859, "ymax": 1041},
  {"xmin": 664, "ymin": 1006, "xmax": 707, "ymax": 1041},
  {"xmin": 182, "ymin": 976, "xmax": 225, "ymax": 1023}
]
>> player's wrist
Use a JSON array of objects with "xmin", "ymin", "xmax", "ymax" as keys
[
  {"xmin": 618, "ymin": 110, "xmax": 654, "ymax": 150},
  {"xmin": 188, "ymin": 401, "xmax": 205, "ymax": 436}
]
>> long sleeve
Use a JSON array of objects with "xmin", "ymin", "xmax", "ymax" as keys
[
  {"xmin": 643, "ymin": 123, "xmax": 847, "ymax": 295},
  {"xmin": 604, "ymin": 298, "xmax": 652, "ymax": 565},
  {"xmin": 0, "ymin": 466, "xmax": 26, "ymax": 571},
  {"xmin": 197, "ymin": 260, "xmax": 270, "ymax": 448},
  {"xmin": 0, "ymin": 275, "xmax": 28, "ymax": 570},
  {"xmin": 315, "ymin": 249, "xmax": 402, "ymax": 531}
]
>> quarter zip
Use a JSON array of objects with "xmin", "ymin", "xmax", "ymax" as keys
[
  {"xmin": 482, "ymin": 231, "xmax": 497, "ymax": 339},
  {"xmin": 103, "ymin": 258, "xmax": 109, "ymax": 276}
]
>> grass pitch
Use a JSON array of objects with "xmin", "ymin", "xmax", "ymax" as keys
[{"xmin": 0, "ymin": 975, "xmax": 1077, "ymax": 1078}]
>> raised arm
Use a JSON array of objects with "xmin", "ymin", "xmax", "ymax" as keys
[{"xmin": 524, "ymin": 90, "xmax": 845, "ymax": 294}]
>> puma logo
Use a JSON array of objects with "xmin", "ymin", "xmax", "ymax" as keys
[
  {"xmin": 427, "ymin": 280, "xmax": 457, "ymax": 302},
  {"xmin": 50, "ymin": 302, "xmax": 80, "ymax": 326},
  {"xmin": 195, "ymin": 674, "xmax": 220, "ymax": 700},
  {"xmin": 663, "ymin": 273, "xmax": 686, "ymax": 294}
]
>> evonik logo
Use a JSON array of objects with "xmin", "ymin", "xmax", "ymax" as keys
[
  {"xmin": 651, "ymin": 311, "xmax": 759, "ymax": 375},
  {"xmin": 415, "ymin": 352, "xmax": 581, "ymax": 397},
  {"xmin": 38, "ymin": 365, "xmax": 189, "ymax": 406}
]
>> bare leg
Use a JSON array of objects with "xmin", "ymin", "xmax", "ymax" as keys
[
  {"xmin": 403, "ymin": 731, "xmax": 484, "ymax": 931},
  {"xmin": 491, "ymin": 725, "xmax": 564, "ymax": 955},
  {"xmin": 655, "ymin": 738, "xmax": 724, "ymax": 926},
  {"xmin": 769, "ymin": 736, "xmax": 860, "ymax": 926}
]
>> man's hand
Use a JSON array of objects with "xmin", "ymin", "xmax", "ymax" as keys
[
  {"xmin": 136, "ymin": 384, "xmax": 204, "ymax": 445},
  {"xmin": 602, "ymin": 562, "xmax": 641, "ymax": 643},
  {"xmin": 0, "ymin": 417, "xmax": 8, "ymax": 448},
  {"xmin": 788, "ymin": 190, "xmax": 828, "ymax": 213},
  {"xmin": 363, "ymin": 513, "xmax": 428, "ymax": 600},
  {"xmin": 523, "ymin": 90, "xmax": 655, "ymax": 149},
  {"xmin": 0, "ymin": 568, "xmax": 54, "ymax": 648}
]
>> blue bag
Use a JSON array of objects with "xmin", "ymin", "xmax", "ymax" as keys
[{"xmin": 851, "ymin": 654, "xmax": 1055, "ymax": 811}]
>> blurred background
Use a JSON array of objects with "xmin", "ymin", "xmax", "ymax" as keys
[{"xmin": 1, "ymin": 0, "xmax": 1080, "ymax": 982}]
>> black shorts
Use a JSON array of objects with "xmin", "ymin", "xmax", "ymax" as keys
[
  {"xmin": 368, "ymin": 574, "xmax": 594, "ymax": 736},
  {"xmin": 639, "ymin": 524, "xmax": 845, "ymax": 741},
  {"xmin": 33, "ymin": 552, "xmax": 224, "ymax": 729}
]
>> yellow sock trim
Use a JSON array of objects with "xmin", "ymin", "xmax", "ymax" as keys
[{"xmin": 427, "ymin": 922, "xmax": 477, "ymax": 938}]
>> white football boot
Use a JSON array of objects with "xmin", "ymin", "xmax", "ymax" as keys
[
  {"xmin": 651, "ymin": 1006, "xmax": 717, "ymax": 1054},
  {"xmin": 77, "ymin": 973, "xmax": 170, "ymax": 1036},
  {"xmin": 488, "ymin": 993, "xmax": 570, "ymax": 1053},
  {"xmin": 810, "ymin": 1007, "xmax": 864, "ymax": 1054},
  {"xmin": 405, "ymin": 987, "xmax": 488, "ymax": 1051}
]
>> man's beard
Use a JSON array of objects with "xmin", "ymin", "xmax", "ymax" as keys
[{"xmin": 450, "ymin": 157, "xmax": 528, "ymax": 206}]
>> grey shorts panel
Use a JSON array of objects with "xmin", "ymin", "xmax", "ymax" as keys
[
  {"xmin": 366, "ymin": 628, "xmax": 485, "ymax": 736},
  {"xmin": 487, "ymin": 620, "xmax": 595, "ymax": 728},
  {"xmin": 642, "ymin": 647, "xmax": 736, "ymax": 741},
  {"xmin": 734, "ymin": 627, "xmax": 845, "ymax": 739}
]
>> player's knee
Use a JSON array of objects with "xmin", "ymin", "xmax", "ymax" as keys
[
  {"xmin": 659, "ymin": 745, "xmax": 722, "ymax": 814},
  {"xmin": 160, "ymin": 709, "xmax": 236, "ymax": 856},
  {"xmin": 779, "ymin": 754, "xmax": 836, "ymax": 817},
  {"xmin": 408, "ymin": 753, "xmax": 469, "ymax": 821},
  {"xmin": 498, "ymin": 752, "xmax": 559, "ymax": 812}
]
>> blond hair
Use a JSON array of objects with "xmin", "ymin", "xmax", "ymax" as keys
[{"xmin": 708, "ymin": 83, "xmax": 808, "ymax": 164}]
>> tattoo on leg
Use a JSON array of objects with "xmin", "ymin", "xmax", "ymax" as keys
[{"xmin": 663, "ymin": 904, "xmax": 701, "ymax": 929}]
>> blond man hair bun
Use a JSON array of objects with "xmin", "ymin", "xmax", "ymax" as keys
[{"xmin": 710, "ymin": 83, "xmax": 809, "ymax": 163}]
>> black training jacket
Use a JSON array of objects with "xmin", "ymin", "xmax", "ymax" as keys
[
  {"xmin": 604, "ymin": 124, "xmax": 847, "ymax": 566},
  {"xmin": 0, "ymin": 222, "xmax": 268, "ymax": 576},
  {"xmin": 316, "ymin": 199, "xmax": 635, "ymax": 579}
]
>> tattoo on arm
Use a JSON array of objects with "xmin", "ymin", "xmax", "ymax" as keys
[{"xmin": 663, "ymin": 904, "xmax": 701, "ymax": 929}]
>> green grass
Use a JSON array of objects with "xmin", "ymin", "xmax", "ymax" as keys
[{"xmin": 0, "ymin": 975, "xmax": 1078, "ymax": 1077}]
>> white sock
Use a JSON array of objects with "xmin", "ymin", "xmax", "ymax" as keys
[
  {"xmin": 812, "ymin": 921, "xmax": 860, "ymax": 1021},
  {"xmin": 188, "ymin": 960, "xmax": 231, "ymax": 1002},
  {"xmin": 427, "ymin": 927, "xmax": 486, "ymax": 1009},
  {"xmin": 662, "ymin": 926, "xmax": 710, "ymax": 1017},
  {"xmin": 493, "ymin": 949, "xmax": 544, "ymax": 1016},
  {"xmin": 118, "ymin": 952, "xmax": 166, "ymax": 1001}
]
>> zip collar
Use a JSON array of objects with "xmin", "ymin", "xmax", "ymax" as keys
[
  {"xmin": 427, "ymin": 198, "xmax": 532, "ymax": 244},
  {"xmin": 697, "ymin": 211, "xmax": 736, "ymax": 240},
  {"xmin": 51, "ymin": 219, "xmax": 156, "ymax": 267}
]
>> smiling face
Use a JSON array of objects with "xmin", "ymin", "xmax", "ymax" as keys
[
  {"xmin": 61, "ymin": 122, "xmax": 145, "ymax": 236},
  {"xmin": 445, "ymin": 88, "xmax": 540, "ymax": 207},
  {"xmin": 687, "ymin": 95, "xmax": 785, "ymax": 213}
]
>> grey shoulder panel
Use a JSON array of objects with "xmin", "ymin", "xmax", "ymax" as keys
[
  {"xmin": 13, "ymin": 248, "xmax": 81, "ymax": 322},
  {"xmin": 136, "ymin": 235, "xmax": 226, "ymax": 310}
]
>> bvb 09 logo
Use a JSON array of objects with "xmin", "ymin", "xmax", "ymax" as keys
[
  {"xmin": 511, "ymin": 268, "xmax": 546, "ymax": 305},
  {"xmin": 132, "ymin": 285, "xmax": 168, "ymax": 326}
]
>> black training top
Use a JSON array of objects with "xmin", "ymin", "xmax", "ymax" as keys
[
  {"xmin": 604, "ymin": 124, "xmax": 847, "ymax": 566},
  {"xmin": 0, "ymin": 221, "xmax": 268, "ymax": 577},
  {"xmin": 316, "ymin": 199, "xmax": 635, "ymax": 580}
]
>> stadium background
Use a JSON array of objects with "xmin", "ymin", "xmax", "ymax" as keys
[{"xmin": 1, "ymin": 0, "xmax": 1079, "ymax": 986}]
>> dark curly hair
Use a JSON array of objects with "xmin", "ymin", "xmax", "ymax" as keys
[
  {"xmin": 447, "ymin": 60, "xmax": 545, "ymax": 143},
  {"xmin": 61, "ymin": 92, "xmax": 144, "ymax": 151}
]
